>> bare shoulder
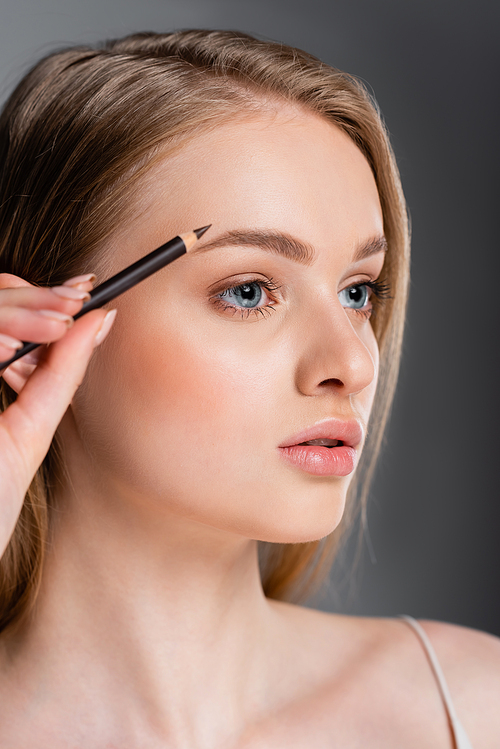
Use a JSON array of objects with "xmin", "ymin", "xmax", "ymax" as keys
[
  {"xmin": 266, "ymin": 603, "xmax": 500, "ymax": 747},
  {"xmin": 417, "ymin": 618, "xmax": 500, "ymax": 745},
  {"xmin": 418, "ymin": 617, "xmax": 500, "ymax": 675}
]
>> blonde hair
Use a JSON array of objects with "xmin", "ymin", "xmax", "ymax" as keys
[{"xmin": 0, "ymin": 30, "xmax": 410, "ymax": 632}]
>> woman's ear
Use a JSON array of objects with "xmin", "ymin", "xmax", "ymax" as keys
[{"xmin": 0, "ymin": 273, "xmax": 41, "ymax": 394}]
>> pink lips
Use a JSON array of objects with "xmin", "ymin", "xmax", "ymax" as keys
[{"xmin": 278, "ymin": 419, "xmax": 363, "ymax": 477}]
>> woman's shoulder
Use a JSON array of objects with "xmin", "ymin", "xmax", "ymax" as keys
[
  {"xmin": 347, "ymin": 612, "xmax": 500, "ymax": 747},
  {"xmin": 411, "ymin": 617, "xmax": 500, "ymax": 745},
  {"xmin": 417, "ymin": 614, "xmax": 500, "ymax": 659},
  {"xmin": 268, "ymin": 602, "xmax": 500, "ymax": 747},
  {"xmin": 281, "ymin": 602, "xmax": 500, "ymax": 681},
  {"xmin": 414, "ymin": 615, "xmax": 500, "ymax": 673}
]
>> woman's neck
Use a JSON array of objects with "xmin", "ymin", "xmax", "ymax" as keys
[{"xmin": 2, "ymin": 481, "xmax": 286, "ymax": 747}]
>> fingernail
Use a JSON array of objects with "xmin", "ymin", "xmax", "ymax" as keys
[
  {"xmin": 94, "ymin": 309, "xmax": 117, "ymax": 347},
  {"xmin": 62, "ymin": 273, "xmax": 97, "ymax": 287},
  {"xmin": 51, "ymin": 286, "xmax": 91, "ymax": 301},
  {"xmin": 0, "ymin": 333, "xmax": 23, "ymax": 350},
  {"xmin": 37, "ymin": 310, "xmax": 74, "ymax": 327}
]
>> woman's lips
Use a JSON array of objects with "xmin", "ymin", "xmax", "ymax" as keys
[
  {"xmin": 277, "ymin": 419, "xmax": 362, "ymax": 477},
  {"xmin": 278, "ymin": 444, "xmax": 357, "ymax": 476}
]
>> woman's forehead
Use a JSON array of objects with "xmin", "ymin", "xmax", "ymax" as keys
[{"xmin": 119, "ymin": 111, "xmax": 383, "ymax": 257}]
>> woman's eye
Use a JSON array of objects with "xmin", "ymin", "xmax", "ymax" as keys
[
  {"xmin": 338, "ymin": 283, "xmax": 370, "ymax": 310},
  {"xmin": 220, "ymin": 282, "xmax": 266, "ymax": 309},
  {"xmin": 338, "ymin": 279, "xmax": 391, "ymax": 322},
  {"xmin": 211, "ymin": 279, "xmax": 278, "ymax": 320}
]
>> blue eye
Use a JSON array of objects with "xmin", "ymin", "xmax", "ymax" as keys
[
  {"xmin": 212, "ymin": 277, "xmax": 281, "ymax": 320},
  {"xmin": 338, "ymin": 284, "xmax": 369, "ymax": 310},
  {"xmin": 220, "ymin": 282, "xmax": 263, "ymax": 308}
]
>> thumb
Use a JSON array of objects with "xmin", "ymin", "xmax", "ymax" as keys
[{"xmin": 1, "ymin": 309, "xmax": 116, "ymax": 490}]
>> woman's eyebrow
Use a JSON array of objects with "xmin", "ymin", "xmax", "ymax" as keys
[
  {"xmin": 352, "ymin": 234, "xmax": 388, "ymax": 262},
  {"xmin": 191, "ymin": 229, "xmax": 387, "ymax": 265}
]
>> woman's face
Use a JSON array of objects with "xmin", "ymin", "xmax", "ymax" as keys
[{"xmin": 70, "ymin": 107, "xmax": 386, "ymax": 543}]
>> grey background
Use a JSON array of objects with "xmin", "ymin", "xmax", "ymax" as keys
[{"xmin": 1, "ymin": 0, "xmax": 498, "ymax": 635}]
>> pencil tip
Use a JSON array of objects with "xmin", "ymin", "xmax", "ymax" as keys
[{"xmin": 194, "ymin": 225, "xmax": 211, "ymax": 240}]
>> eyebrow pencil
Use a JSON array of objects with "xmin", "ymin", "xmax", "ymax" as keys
[{"xmin": 0, "ymin": 225, "xmax": 211, "ymax": 370}]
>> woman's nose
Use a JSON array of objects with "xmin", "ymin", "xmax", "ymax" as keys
[{"xmin": 294, "ymin": 299, "xmax": 378, "ymax": 398}]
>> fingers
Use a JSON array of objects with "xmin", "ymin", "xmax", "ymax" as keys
[
  {"xmin": 61, "ymin": 274, "xmax": 96, "ymax": 292},
  {"xmin": 0, "ymin": 272, "xmax": 111, "ymax": 556},
  {"xmin": 0, "ymin": 272, "xmax": 96, "ymax": 292},
  {"xmin": 1, "ymin": 347, "xmax": 46, "ymax": 394},
  {"xmin": 1, "ymin": 308, "xmax": 117, "ymax": 484},
  {"xmin": 0, "ymin": 273, "xmax": 97, "ymax": 366},
  {"xmin": 0, "ymin": 290, "xmax": 86, "ymax": 350},
  {"xmin": 0, "ymin": 306, "xmax": 74, "ymax": 351},
  {"xmin": 0, "ymin": 285, "xmax": 90, "ymax": 309}
]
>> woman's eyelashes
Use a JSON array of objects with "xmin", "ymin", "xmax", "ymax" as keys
[
  {"xmin": 338, "ymin": 278, "xmax": 392, "ymax": 321},
  {"xmin": 211, "ymin": 278, "xmax": 281, "ymax": 319},
  {"xmin": 210, "ymin": 276, "xmax": 392, "ymax": 322}
]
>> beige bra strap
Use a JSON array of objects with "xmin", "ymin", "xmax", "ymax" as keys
[{"xmin": 400, "ymin": 616, "xmax": 474, "ymax": 749}]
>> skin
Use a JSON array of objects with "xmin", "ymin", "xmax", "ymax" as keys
[{"xmin": 0, "ymin": 107, "xmax": 499, "ymax": 748}]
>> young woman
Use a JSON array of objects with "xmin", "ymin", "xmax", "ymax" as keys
[{"xmin": 0, "ymin": 30, "xmax": 498, "ymax": 747}]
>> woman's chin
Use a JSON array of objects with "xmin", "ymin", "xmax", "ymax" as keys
[
  {"xmin": 173, "ymin": 484, "xmax": 348, "ymax": 545},
  {"xmin": 245, "ymin": 505, "xmax": 346, "ymax": 545}
]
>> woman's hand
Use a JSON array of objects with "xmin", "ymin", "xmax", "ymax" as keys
[{"xmin": 0, "ymin": 273, "xmax": 116, "ymax": 558}]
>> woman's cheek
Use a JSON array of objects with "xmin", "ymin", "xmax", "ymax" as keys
[{"xmin": 77, "ymin": 304, "xmax": 281, "ymax": 486}]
